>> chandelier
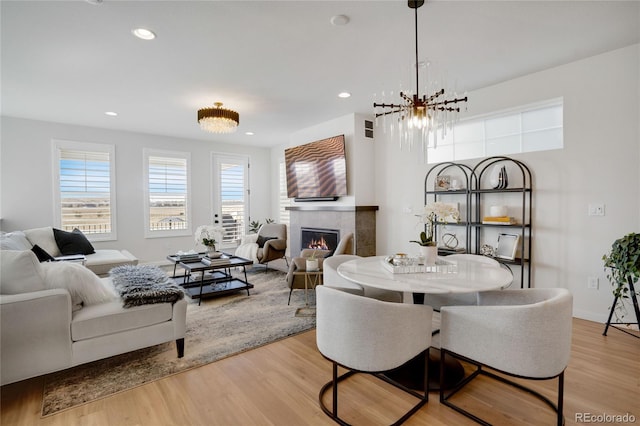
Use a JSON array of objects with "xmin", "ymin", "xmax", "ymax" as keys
[
  {"xmin": 373, "ymin": 0, "xmax": 467, "ymax": 154},
  {"xmin": 197, "ymin": 102, "xmax": 239, "ymax": 134}
]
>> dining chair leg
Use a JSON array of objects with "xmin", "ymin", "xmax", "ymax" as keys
[{"xmin": 332, "ymin": 362, "xmax": 339, "ymax": 417}]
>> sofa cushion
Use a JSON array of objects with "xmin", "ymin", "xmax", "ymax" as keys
[
  {"xmin": 41, "ymin": 261, "xmax": 117, "ymax": 307},
  {"xmin": 31, "ymin": 244, "xmax": 55, "ymax": 262},
  {"xmin": 24, "ymin": 226, "xmax": 61, "ymax": 257},
  {"xmin": 0, "ymin": 231, "xmax": 32, "ymax": 251},
  {"xmin": 0, "ymin": 250, "xmax": 47, "ymax": 294},
  {"xmin": 85, "ymin": 249, "xmax": 138, "ymax": 275},
  {"xmin": 53, "ymin": 228, "xmax": 95, "ymax": 255},
  {"xmin": 71, "ymin": 297, "xmax": 173, "ymax": 341}
]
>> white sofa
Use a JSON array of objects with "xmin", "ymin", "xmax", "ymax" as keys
[
  {"xmin": 0, "ymin": 227, "xmax": 138, "ymax": 275},
  {"xmin": 0, "ymin": 250, "xmax": 187, "ymax": 386}
]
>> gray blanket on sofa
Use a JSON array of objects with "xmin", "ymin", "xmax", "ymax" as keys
[{"xmin": 109, "ymin": 265, "xmax": 185, "ymax": 308}]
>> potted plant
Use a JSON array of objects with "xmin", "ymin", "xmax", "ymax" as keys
[
  {"xmin": 411, "ymin": 202, "xmax": 460, "ymax": 264},
  {"xmin": 602, "ymin": 232, "xmax": 640, "ymax": 319},
  {"xmin": 195, "ymin": 225, "xmax": 224, "ymax": 257},
  {"xmin": 306, "ymin": 250, "xmax": 319, "ymax": 271}
]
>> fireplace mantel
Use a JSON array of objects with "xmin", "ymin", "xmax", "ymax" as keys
[
  {"xmin": 286, "ymin": 205, "xmax": 378, "ymax": 212},
  {"xmin": 286, "ymin": 205, "xmax": 379, "ymax": 257}
]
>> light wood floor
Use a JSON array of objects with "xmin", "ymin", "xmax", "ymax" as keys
[{"xmin": 1, "ymin": 318, "xmax": 638, "ymax": 426}]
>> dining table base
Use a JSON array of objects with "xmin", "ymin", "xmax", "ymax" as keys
[{"xmin": 383, "ymin": 347, "xmax": 465, "ymax": 392}]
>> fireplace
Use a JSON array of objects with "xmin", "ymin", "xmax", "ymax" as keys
[{"xmin": 301, "ymin": 227, "xmax": 340, "ymax": 255}]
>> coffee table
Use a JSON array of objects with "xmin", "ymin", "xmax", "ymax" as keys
[{"xmin": 169, "ymin": 254, "xmax": 254, "ymax": 305}]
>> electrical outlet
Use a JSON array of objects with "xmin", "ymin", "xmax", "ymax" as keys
[
  {"xmin": 587, "ymin": 277, "xmax": 599, "ymax": 289},
  {"xmin": 588, "ymin": 203, "xmax": 605, "ymax": 216}
]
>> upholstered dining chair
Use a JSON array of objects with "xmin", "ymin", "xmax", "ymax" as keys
[
  {"xmin": 322, "ymin": 255, "xmax": 365, "ymax": 296},
  {"xmin": 439, "ymin": 288, "xmax": 573, "ymax": 426},
  {"xmin": 316, "ymin": 286, "xmax": 433, "ymax": 425},
  {"xmin": 324, "ymin": 254, "xmax": 403, "ymax": 303},
  {"xmin": 425, "ymin": 254, "xmax": 512, "ymax": 311}
]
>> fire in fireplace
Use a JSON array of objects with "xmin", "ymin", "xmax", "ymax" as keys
[{"xmin": 301, "ymin": 227, "xmax": 340, "ymax": 255}]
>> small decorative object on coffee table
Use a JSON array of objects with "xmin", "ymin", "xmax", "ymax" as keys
[{"xmin": 194, "ymin": 225, "xmax": 224, "ymax": 258}]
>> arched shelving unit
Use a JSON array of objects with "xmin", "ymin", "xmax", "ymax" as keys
[{"xmin": 424, "ymin": 157, "xmax": 533, "ymax": 288}]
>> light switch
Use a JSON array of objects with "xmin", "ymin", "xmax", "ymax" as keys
[{"xmin": 588, "ymin": 204, "xmax": 605, "ymax": 216}]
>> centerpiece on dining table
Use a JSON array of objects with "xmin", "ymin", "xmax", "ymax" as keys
[{"xmin": 411, "ymin": 202, "xmax": 460, "ymax": 264}]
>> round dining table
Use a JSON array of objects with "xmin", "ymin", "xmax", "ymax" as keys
[
  {"xmin": 336, "ymin": 255, "xmax": 513, "ymax": 296},
  {"xmin": 336, "ymin": 255, "xmax": 514, "ymax": 391}
]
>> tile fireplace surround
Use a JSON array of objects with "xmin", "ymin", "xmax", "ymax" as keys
[{"xmin": 286, "ymin": 205, "xmax": 378, "ymax": 257}]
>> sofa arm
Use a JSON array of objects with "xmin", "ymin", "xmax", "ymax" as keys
[
  {"xmin": 172, "ymin": 298, "xmax": 188, "ymax": 339},
  {"xmin": 0, "ymin": 289, "xmax": 73, "ymax": 385}
]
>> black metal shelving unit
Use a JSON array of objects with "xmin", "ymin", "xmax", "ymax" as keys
[
  {"xmin": 470, "ymin": 156, "xmax": 533, "ymax": 288},
  {"xmin": 424, "ymin": 162, "xmax": 473, "ymax": 253},
  {"xmin": 424, "ymin": 157, "xmax": 533, "ymax": 288}
]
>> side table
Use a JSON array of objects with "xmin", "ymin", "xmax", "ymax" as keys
[{"xmin": 294, "ymin": 269, "xmax": 322, "ymax": 317}]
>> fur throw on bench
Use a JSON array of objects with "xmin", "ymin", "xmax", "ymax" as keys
[{"xmin": 110, "ymin": 265, "xmax": 185, "ymax": 308}]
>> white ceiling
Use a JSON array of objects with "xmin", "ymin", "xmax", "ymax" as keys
[{"xmin": 2, "ymin": 0, "xmax": 639, "ymax": 148}]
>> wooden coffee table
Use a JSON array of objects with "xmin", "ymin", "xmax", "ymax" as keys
[{"xmin": 172, "ymin": 254, "xmax": 254, "ymax": 305}]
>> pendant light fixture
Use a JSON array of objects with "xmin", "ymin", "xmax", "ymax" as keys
[{"xmin": 373, "ymin": 0, "xmax": 467, "ymax": 157}]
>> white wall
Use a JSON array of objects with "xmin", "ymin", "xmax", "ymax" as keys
[
  {"xmin": 373, "ymin": 44, "xmax": 640, "ymax": 322},
  {"xmin": 0, "ymin": 117, "xmax": 272, "ymax": 263}
]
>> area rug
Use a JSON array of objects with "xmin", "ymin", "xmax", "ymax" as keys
[{"xmin": 41, "ymin": 268, "xmax": 315, "ymax": 416}]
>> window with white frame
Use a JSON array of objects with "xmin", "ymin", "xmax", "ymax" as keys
[
  {"xmin": 427, "ymin": 98, "xmax": 563, "ymax": 164},
  {"xmin": 143, "ymin": 149, "xmax": 191, "ymax": 238},
  {"xmin": 53, "ymin": 140, "xmax": 116, "ymax": 241}
]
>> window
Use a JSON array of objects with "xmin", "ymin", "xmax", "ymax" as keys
[
  {"xmin": 53, "ymin": 140, "xmax": 116, "ymax": 241},
  {"xmin": 144, "ymin": 149, "xmax": 191, "ymax": 238},
  {"xmin": 212, "ymin": 154, "xmax": 248, "ymax": 247},
  {"xmin": 428, "ymin": 98, "xmax": 563, "ymax": 163},
  {"xmin": 279, "ymin": 161, "xmax": 290, "ymax": 226}
]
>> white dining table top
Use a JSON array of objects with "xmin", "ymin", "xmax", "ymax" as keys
[{"xmin": 337, "ymin": 256, "xmax": 513, "ymax": 294}]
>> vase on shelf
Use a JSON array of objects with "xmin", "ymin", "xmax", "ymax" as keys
[{"xmin": 420, "ymin": 245, "xmax": 438, "ymax": 266}]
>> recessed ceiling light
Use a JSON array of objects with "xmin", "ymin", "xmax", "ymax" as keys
[
  {"xmin": 105, "ymin": 111, "xmax": 118, "ymax": 117},
  {"xmin": 338, "ymin": 92, "xmax": 351, "ymax": 98},
  {"xmin": 245, "ymin": 131, "xmax": 255, "ymax": 136},
  {"xmin": 132, "ymin": 28, "xmax": 156, "ymax": 40},
  {"xmin": 330, "ymin": 15, "xmax": 350, "ymax": 26}
]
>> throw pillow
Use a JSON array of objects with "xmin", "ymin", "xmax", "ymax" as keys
[
  {"xmin": 41, "ymin": 261, "xmax": 118, "ymax": 306},
  {"xmin": 53, "ymin": 228, "xmax": 95, "ymax": 255},
  {"xmin": 24, "ymin": 226, "xmax": 61, "ymax": 257},
  {"xmin": 31, "ymin": 244, "xmax": 55, "ymax": 262},
  {"xmin": 0, "ymin": 250, "xmax": 47, "ymax": 294},
  {"xmin": 0, "ymin": 231, "xmax": 32, "ymax": 250},
  {"xmin": 256, "ymin": 236, "xmax": 276, "ymax": 248}
]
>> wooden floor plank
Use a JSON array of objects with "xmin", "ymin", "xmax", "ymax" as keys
[{"xmin": 1, "ymin": 318, "xmax": 638, "ymax": 425}]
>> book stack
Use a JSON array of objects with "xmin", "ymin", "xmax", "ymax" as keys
[
  {"xmin": 175, "ymin": 253, "xmax": 203, "ymax": 262},
  {"xmin": 201, "ymin": 255, "xmax": 231, "ymax": 266},
  {"xmin": 482, "ymin": 216, "xmax": 516, "ymax": 225}
]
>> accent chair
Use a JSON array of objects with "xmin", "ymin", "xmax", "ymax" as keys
[
  {"xmin": 316, "ymin": 286, "xmax": 433, "ymax": 425},
  {"xmin": 439, "ymin": 288, "xmax": 573, "ymax": 426}
]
